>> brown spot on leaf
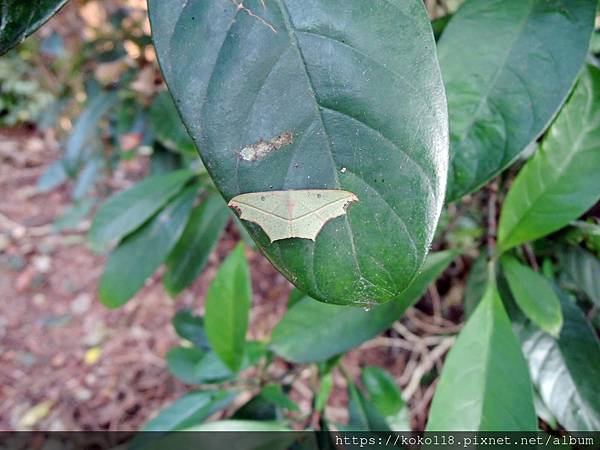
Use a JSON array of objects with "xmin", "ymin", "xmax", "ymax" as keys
[{"xmin": 238, "ymin": 132, "xmax": 293, "ymax": 162}]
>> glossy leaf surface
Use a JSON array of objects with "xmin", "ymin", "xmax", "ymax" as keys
[
  {"xmin": 439, "ymin": 0, "xmax": 596, "ymax": 201},
  {"xmin": 0, "ymin": 0, "xmax": 68, "ymax": 55},
  {"xmin": 270, "ymin": 251, "xmax": 455, "ymax": 363},
  {"xmin": 498, "ymin": 66, "xmax": 600, "ymax": 252},
  {"xmin": 149, "ymin": 0, "xmax": 448, "ymax": 305},
  {"xmin": 204, "ymin": 244, "xmax": 251, "ymax": 372},
  {"xmin": 427, "ymin": 281, "xmax": 537, "ymax": 431},
  {"xmin": 502, "ymin": 256, "xmax": 563, "ymax": 337}
]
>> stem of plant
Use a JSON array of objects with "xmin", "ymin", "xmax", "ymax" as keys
[{"xmin": 486, "ymin": 180, "xmax": 499, "ymax": 259}]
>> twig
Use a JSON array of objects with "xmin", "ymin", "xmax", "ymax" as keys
[
  {"xmin": 361, "ymin": 336, "xmax": 414, "ymax": 351},
  {"xmin": 398, "ymin": 351, "xmax": 419, "ymax": 386},
  {"xmin": 523, "ymin": 243, "xmax": 540, "ymax": 271},
  {"xmin": 403, "ymin": 337, "xmax": 455, "ymax": 401},
  {"xmin": 486, "ymin": 179, "xmax": 499, "ymax": 259},
  {"xmin": 405, "ymin": 308, "xmax": 462, "ymax": 334},
  {"xmin": 428, "ymin": 284, "xmax": 443, "ymax": 325},
  {"xmin": 413, "ymin": 379, "xmax": 438, "ymax": 429}
]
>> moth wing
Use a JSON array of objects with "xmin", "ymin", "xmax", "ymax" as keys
[
  {"xmin": 291, "ymin": 195, "xmax": 358, "ymax": 241},
  {"xmin": 228, "ymin": 196, "xmax": 291, "ymax": 243},
  {"xmin": 229, "ymin": 190, "xmax": 358, "ymax": 242},
  {"xmin": 287, "ymin": 190, "xmax": 354, "ymax": 218}
]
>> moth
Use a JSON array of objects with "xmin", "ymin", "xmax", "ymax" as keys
[{"xmin": 228, "ymin": 189, "xmax": 359, "ymax": 243}]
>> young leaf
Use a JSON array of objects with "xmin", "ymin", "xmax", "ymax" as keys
[
  {"xmin": 270, "ymin": 251, "xmax": 456, "ymax": 363},
  {"xmin": 98, "ymin": 187, "xmax": 196, "ymax": 308},
  {"xmin": 518, "ymin": 292, "xmax": 600, "ymax": 431},
  {"xmin": 204, "ymin": 244, "xmax": 252, "ymax": 372},
  {"xmin": 172, "ymin": 309, "xmax": 208, "ymax": 349},
  {"xmin": 501, "ymin": 256, "xmax": 563, "ymax": 337},
  {"xmin": 166, "ymin": 347, "xmax": 232, "ymax": 385},
  {"xmin": 89, "ymin": 169, "xmax": 194, "ymax": 251},
  {"xmin": 344, "ymin": 382, "xmax": 389, "ymax": 431},
  {"xmin": 259, "ymin": 384, "xmax": 300, "ymax": 413},
  {"xmin": 497, "ymin": 65, "xmax": 600, "ymax": 252},
  {"xmin": 141, "ymin": 391, "xmax": 235, "ymax": 431},
  {"xmin": 314, "ymin": 372, "xmax": 334, "ymax": 413},
  {"xmin": 0, "ymin": 0, "xmax": 69, "ymax": 55},
  {"xmin": 149, "ymin": 0, "xmax": 448, "ymax": 306},
  {"xmin": 232, "ymin": 396, "xmax": 278, "ymax": 422},
  {"xmin": 163, "ymin": 194, "xmax": 230, "ymax": 296},
  {"xmin": 439, "ymin": 0, "xmax": 596, "ymax": 201},
  {"xmin": 361, "ymin": 366, "xmax": 409, "ymax": 431},
  {"xmin": 427, "ymin": 280, "xmax": 537, "ymax": 431},
  {"xmin": 37, "ymin": 160, "xmax": 67, "ymax": 192},
  {"xmin": 63, "ymin": 92, "xmax": 117, "ymax": 174}
]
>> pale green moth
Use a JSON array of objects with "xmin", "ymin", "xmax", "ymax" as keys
[{"xmin": 228, "ymin": 190, "xmax": 359, "ymax": 243}]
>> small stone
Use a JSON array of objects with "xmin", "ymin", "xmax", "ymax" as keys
[
  {"xmin": 33, "ymin": 294, "xmax": 46, "ymax": 305},
  {"xmin": 71, "ymin": 293, "xmax": 91, "ymax": 314},
  {"xmin": 0, "ymin": 234, "xmax": 8, "ymax": 252},
  {"xmin": 32, "ymin": 255, "xmax": 51, "ymax": 273}
]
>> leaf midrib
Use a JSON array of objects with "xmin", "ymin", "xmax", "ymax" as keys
[
  {"xmin": 500, "ymin": 84, "xmax": 596, "ymax": 249},
  {"xmin": 273, "ymin": 0, "xmax": 386, "ymax": 296},
  {"xmin": 453, "ymin": 0, "xmax": 535, "ymax": 146}
]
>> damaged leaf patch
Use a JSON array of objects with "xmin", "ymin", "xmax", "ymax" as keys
[{"xmin": 238, "ymin": 132, "xmax": 293, "ymax": 162}]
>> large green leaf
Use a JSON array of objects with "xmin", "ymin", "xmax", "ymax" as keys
[
  {"xmin": 502, "ymin": 256, "xmax": 563, "ymax": 337},
  {"xmin": 148, "ymin": 0, "xmax": 448, "ymax": 306},
  {"xmin": 204, "ymin": 244, "xmax": 252, "ymax": 372},
  {"xmin": 163, "ymin": 194, "xmax": 230, "ymax": 296},
  {"xmin": 98, "ymin": 187, "xmax": 196, "ymax": 308},
  {"xmin": 270, "ymin": 251, "xmax": 456, "ymax": 363},
  {"xmin": 141, "ymin": 391, "xmax": 234, "ymax": 431},
  {"xmin": 498, "ymin": 65, "xmax": 600, "ymax": 252},
  {"xmin": 518, "ymin": 293, "xmax": 600, "ymax": 431},
  {"xmin": 439, "ymin": 0, "xmax": 596, "ymax": 202},
  {"xmin": 427, "ymin": 280, "xmax": 537, "ymax": 431},
  {"xmin": 89, "ymin": 169, "xmax": 194, "ymax": 251},
  {"xmin": 0, "ymin": 0, "xmax": 69, "ymax": 55}
]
